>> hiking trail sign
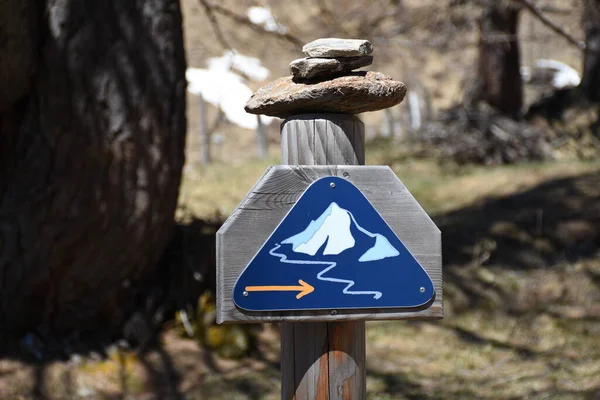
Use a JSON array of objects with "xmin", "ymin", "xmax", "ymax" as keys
[{"xmin": 216, "ymin": 165, "xmax": 442, "ymax": 324}]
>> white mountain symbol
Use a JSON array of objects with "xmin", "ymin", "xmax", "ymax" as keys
[{"xmin": 281, "ymin": 202, "xmax": 399, "ymax": 262}]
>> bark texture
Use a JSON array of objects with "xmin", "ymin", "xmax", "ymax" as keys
[
  {"xmin": 477, "ymin": 2, "xmax": 523, "ymax": 117},
  {"xmin": 0, "ymin": 0, "xmax": 186, "ymax": 337},
  {"xmin": 0, "ymin": 0, "xmax": 39, "ymax": 112},
  {"xmin": 582, "ymin": 0, "xmax": 600, "ymax": 101}
]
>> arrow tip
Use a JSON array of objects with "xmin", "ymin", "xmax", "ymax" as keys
[{"xmin": 296, "ymin": 279, "xmax": 315, "ymax": 299}]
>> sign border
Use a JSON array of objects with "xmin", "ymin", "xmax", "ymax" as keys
[{"xmin": 216, "ymin": 165, "xmax": 442, "ymax": 324}]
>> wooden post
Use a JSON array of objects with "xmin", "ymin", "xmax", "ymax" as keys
[
  {"xmin": 382, "ymin": 108, "xmax": 394, "ymax": 138},
  {"xmin": 280, "ymin": 113, "xmax": 366, "ymax": 400},
  {"xmin": 257, "ymin": 115, "xmax": 268, "ymax": 159},
  {"xmin": 198, "ymin": 93, "xmax": 211, "ymax": 165}
]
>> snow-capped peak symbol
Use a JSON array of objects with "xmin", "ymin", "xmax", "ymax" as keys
[
  {"xmin": 282, "ymin": 202, "xmax": 400, "ymax": 262},
  {"xmin": 282, "ymin": 202, "xmax": 355, "ymax": 256}
]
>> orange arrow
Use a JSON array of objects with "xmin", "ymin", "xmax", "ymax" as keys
[{"xmin": 245, "ymin": 279, "xmax": 315, "ymax": 299}]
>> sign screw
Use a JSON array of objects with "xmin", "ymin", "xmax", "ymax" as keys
[
  {"xmin": 243, "ymin": 291, "xmax": 249, "ymax": 297},
  {"xmin": 331, "ymin": 310, "xmax": 338, "ymax": 315},
  {"xmin": 330, "ymin": 182, "xmax": 336, "ymax": 188},
  {"xmin": 420, "ymin": 287, "xmax": 425, "ymax": 293}
]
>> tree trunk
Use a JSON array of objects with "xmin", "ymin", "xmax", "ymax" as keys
[
  {"xmin": 477, "ymin": 1, "xmax": 523, "ymax": 117},
  {"xmin": 0, "ymin": 0, "xmax": 186, "ymax": 338},
  {"xmin": 582, "ymin": 0, "xmax": 600, "ymax": 101}
]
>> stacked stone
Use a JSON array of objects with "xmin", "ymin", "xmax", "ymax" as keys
[
  {"xmin": 245, "ymin": 38, "xmax": 407, "ymax": 118},
  {"xmin": 290, "ymin": 38, "xmax": 374, "ymax": 80}
]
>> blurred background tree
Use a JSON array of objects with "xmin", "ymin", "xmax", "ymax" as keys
[
  {"xmin": 582, "ymin": 0, "xmax": 600, "ymax": 100},
  {"xmin": 475, "ymin": 1, "xmax": 523, "ymax": 117},
  {"xmin": 0, "ymin": 0, "xmax": 186, "ymax": 341}
]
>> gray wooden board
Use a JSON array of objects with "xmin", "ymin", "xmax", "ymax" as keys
[{"xmin": 216, "ymin": 165, "xmax": 442, "ymax": 324}]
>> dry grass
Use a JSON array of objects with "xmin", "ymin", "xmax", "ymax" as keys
[
  {"xmin": 171, "ymin": 142, "xmax": 600, "ymax": 400},
  {"xmin": 2, "ymin": 143, "xmax": 598, "ymax": 399},
  {"xmin": 179, "ymin": 137, "xmax": 599, "ymax": 219},
  {"xmin": 180, "ymin": 139, "xmax": 600, "ymax": 398}
]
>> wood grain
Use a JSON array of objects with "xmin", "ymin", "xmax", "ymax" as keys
[
  {"xmin": 281, "ymin": 114, "xmax": 366, "ymax": 400},
  {"xmin": 327, "ymin": 321, "xmax": 366, "ymax": 400},
  {"xmin": 216, "ymin": 165, "xmax": 442, "ymax": 324},
  {"xmin": 281, "ymin": 322, "xmax": 330, "ymax": 399},
  {"xmin": 281, "ymin": 114, "xmax": 365, "ymax": 165},
  {"xmin": 280, "ymin": 320, "xmax": 367, "ymax": 400}
]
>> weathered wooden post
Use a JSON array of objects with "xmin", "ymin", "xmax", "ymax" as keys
[
  {"xmin": 198, "ymin": 93, "xmax": 211, "ymax": 165},
  {"xmin": 280, "ymin": 113, "xmax": 366, "ymax": 399},
  {"xmin": 217, "ymin": 38, "xmax": 442, "ymax": 400},
  {"xmin": 256, "ymin": 115, "xmax": 268, "ymax": 159}
]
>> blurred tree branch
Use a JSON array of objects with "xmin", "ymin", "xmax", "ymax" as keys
[
  {"xmin": 199, "ymin": 0, "xmax": 232, "ymax": 50},
  {"xmin": 199, "ymin": 0, "xmax": 303, "ymax": 49},
  {"xmin": 358, "ymin": 6, "xmax": 406, "ymax": 38},
  {"xmin": 316, "ymin": 0, "xmax": 351, "ymax": 37},
  {"xmin": 516, "ymin": 0, "xmax": 586, "ymax": 50}
]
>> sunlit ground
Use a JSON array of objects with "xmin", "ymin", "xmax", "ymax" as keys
[{"xmin": 2, "ymin": 140, "xmax": 598, "ymax": 399}]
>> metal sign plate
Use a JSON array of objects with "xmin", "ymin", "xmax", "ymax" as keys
[
  {"xmin": 216, "ymin": 165, "xmax": 442, "ymax": 324},
  {"xmin": 233, "ymin": 176, "xmax": 435, "ymax": 312}
]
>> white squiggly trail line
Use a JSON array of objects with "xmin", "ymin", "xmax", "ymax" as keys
[{"xmin": 269, "ymin": 244, "xmax": 382, "ymax": 299}]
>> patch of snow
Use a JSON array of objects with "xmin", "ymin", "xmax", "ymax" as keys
[
  {"xmin": 247, "ymin": 6, "xmax": 288, "ymax": 34},
  {"xmin": 520, "ymin": 66, "xmax": 531, "ymax": 83},
  {"xmin": 186, "ymin": 50, "xmax": 274, "ymax": 130},
  {"xmin": 534, "ymin": 59, "xmax": 581, "ymax": 89},
  {"xmin": 186, "ymin": 67, "xmax": 273, "ymax": 130},
  {"xmin": 208, "ymin": 50, "xmax": 270, "ymax": 82}
]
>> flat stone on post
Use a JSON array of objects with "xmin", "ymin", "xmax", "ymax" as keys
[
  {"xmin": 290, "ymin": 56, "xmax": 373, "ymax": 80},
  {"xmin": 245, "ymin": 71, "xmax": 407, "ymax": 118},
  {"xmin": 303, "ymin": 38, "xmax": 373, "ymax": 58}
]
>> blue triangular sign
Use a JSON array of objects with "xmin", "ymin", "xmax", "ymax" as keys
[{"xmin": 233, "ymin": 176, "xmax": 435, "ymax": 312}]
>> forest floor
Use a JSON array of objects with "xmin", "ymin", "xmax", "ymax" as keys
[{"xmin": 1, "ymin": 140, "xmax": 599, "ymax": 400}]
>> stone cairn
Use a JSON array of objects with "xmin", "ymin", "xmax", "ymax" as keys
[{"xmin": 245, "ymin": 38, "xmax": 407, "ymax": 118}]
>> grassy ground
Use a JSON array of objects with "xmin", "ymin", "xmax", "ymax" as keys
[
  {"xmin": 179, "ymin": 137, "xmax": 599, "ymax": 217},
  {"xmin": 179, "ymin": 144, "xmax": 600, "ymax": 400},
  {"xmin": 3, "ymin": 141, "xmax": 598, "ymax": 400}
]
